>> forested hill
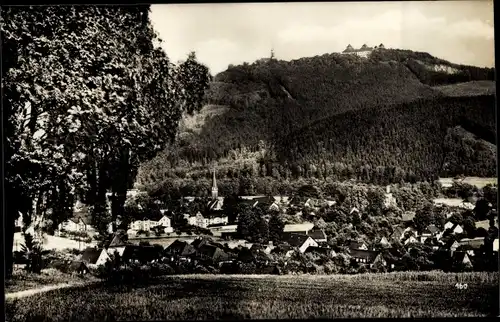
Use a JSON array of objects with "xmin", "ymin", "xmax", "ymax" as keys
[
  {"xmin": 275, "ymin": 95, "xmax": 496, "ymax": 183},
  {"xmin": 136, "ymin": 48, "xmax": 495, "ymax": 192}
]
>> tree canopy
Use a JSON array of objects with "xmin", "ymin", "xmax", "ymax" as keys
[{"xmin": 2, "ymin": 5, "xmax": 210, "ymax": 277}]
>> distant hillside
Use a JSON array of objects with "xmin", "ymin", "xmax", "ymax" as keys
[
  {"xmin": 276, "ymin": 95, "xmax": 496, "ymax": 183},
  {"xmin": 434, "ymin": 81, "xmax": 496, "ymax": 97},
  {"xmin": 137, "ymin": 48, "xmax": 495, "ymax": 192}
]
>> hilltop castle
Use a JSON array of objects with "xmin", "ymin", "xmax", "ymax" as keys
[{"xmin": 341, "ymin": 43, "xmax": 385, "ymax": 58}]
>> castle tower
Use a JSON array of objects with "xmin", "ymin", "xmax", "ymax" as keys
[{"xmin": 211, "ymin": 168, "xmax": 218, "ymax": 200}]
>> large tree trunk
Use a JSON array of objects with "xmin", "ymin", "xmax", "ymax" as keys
[
  {"xmin": 111, "ymin": 149, "xmax": 131, "ymax": 227},
  {"xmin": 5, "ymin": 197, "xmax": 16, "ymax": 279},
  {"xmin": 91, "ymin": 159, "xmax": 112, "ymax": 239}
]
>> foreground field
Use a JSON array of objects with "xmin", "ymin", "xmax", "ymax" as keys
[
  {"xmin": 5, "ymin": 268, "xmax": 99, "ymax": 294},
  {"xmin": 5, "ymin": 271, "xmax": 498, "ymax": 320}
]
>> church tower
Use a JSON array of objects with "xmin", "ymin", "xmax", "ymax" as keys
[{"xmin": 211, "ymin": 168, "xmax": 218, "ymax": 200}]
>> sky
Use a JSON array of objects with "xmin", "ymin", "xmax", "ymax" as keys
[{"xmin": 150, "ymin": 1, "xmax": 495, "ymax": 75}]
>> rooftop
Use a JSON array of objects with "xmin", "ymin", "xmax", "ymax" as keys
[
  {"xmin": 350, "ymin": 249, "xmax": 380, "ymax": 262},
  {"xmin": 81, "ymin": 248, "xmax": 102, "ymax": 264},
  {"xmin": 283, "ymin": 233, "xmax": 312, "ymax": 247},
  {"xmin": 283, "ymin": 222, "xmax": 314, "ymax": 232}
]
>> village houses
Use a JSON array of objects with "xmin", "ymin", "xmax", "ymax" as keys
[{"xmin": 81, "ymin": 248, "xmax": 111, "ymax": 268}]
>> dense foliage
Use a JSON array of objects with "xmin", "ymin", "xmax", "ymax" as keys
[
  {"xmin": 2, "ymin": 5, "xmax": 210, "ymax": 277},
  {"xmin": 276, "ymin": 95, "xmax": 496, "ymax": 183},
  {"xmin": 137, "ymin": 49, "xmax": 495, "ymax": 192}
]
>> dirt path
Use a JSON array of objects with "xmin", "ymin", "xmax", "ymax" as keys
[{"xmin": 5, "ymin": 281, "xmax": 98, "ymax": 300}]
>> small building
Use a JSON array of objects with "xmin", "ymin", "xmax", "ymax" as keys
[
  {"xmin": 67, "ymin": 260, "xmax": 89, "ymax": 275},
  {"xmin": 251, "ymin": 242, "xmax": 275, "ymax": 255},
  {"xmin": 273, "ymin": 196, "xmax": 291, "ymax": 205},
  {"xmin": 158, "ymin": 216, "xmax": 173, "ymax": 232},
  {"xmin": 384, "ymin": 186, "xmax": 397, "ymax": 209},
  {"xmin": 283, "ymin": 233, "xmax": 319, "ymax": 253},
  {"xmin": 207, "ymin": 214, "xmax": 229, "ymax": 226},
  {"xmin": 304, "ymin": 246, "xmax": 336, "ymax": 257},
  {"xmin": 106, "ymin": 233, "xmax": 129, "ymax": 257},
  {"xmin": 348, "ymin": 241, "xmax": 368, "ymax": 251},
  {"xmin": 350, "ymin": 207, "xmax": 360, "ymax": 215},
  {"xmin": 81, "ymin": 248, "xmax": 111, "ymax": 268},
  {"xmin": 420, "ymin": 224, "xmax": 442, "ymax": 243},
  {"xmin": 475, "ymin": 220, "xmax": 491, "ymax": 230},
  {"xmin": 268, "ymin": 202, "xmax": 281, "ymax": 212},
  {"xmin": 444, "ymin": 222, "xmax": 464, "ymax": 235},
  {"xmin": 452, "ymin": 251, "xmax": 473, "ymax": 269},
  {"xmin": 390, "ymin": 226, "xmax": 405, "ymax": 241},
  {"xmin": 58, "ymin": 217, "xmax": 88, "ymax": 233},
  {"xmin": 166, "ymin": 240, "xmax": 197, "ymax": 258},
  {"xmin": 350, "ymin": 249, "xmax": 385, "ymax": 267},
  {"xmin": 442, "ymin": 240, "xmax": 461, "ymax": 255},
  {"xmin": 307, "ymin": 227, "xmax": 327, "ymax": 243},
  {"xmin": 271, "ymin": 244, "xmax": 295, "ymax": 258},
  {"xmin": 14, "ymin": 214, "xmax": 24, "ymax": 233},
  {"xmin": 379, "ymin": 237, "xmax": 390, "ymax": 247},
  {"xmin": 196, "ymin": 244, "xmax": 230, "ymax": 263},
  {"xmin": 191, "ymin": 237, "xmax": 212, "ymax": 249},
  {"xmin": 341, "ymin": 44, "xmax": 374, "ymax": 58}
]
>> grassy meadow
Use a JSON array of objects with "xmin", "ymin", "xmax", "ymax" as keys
[
  {"xmin": 5, "ymin": 271, "xmax": 498, "ymax": 321},
  {"xmin": 5, "ymin": 268, "xmax": 98, "ymax": 294}
]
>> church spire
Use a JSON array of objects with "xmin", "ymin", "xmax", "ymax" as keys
[{"xmin": 211, "ymin": 168, "xmax": 218, "ymax": 200}]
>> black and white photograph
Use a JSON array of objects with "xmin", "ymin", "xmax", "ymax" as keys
[{"xmin": 3, "ymin": 1, "xmax": 498, "ymax": 320}]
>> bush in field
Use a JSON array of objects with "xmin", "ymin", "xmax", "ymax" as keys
[
  {"xmin": 239, "ymin": 262, "xmax": 257, "ymax": 274},
  {"xmin": 174, "ymin": 261, "xmax": 195, "ymax": 274}
]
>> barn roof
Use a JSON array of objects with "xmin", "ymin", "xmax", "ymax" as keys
[
  {"xmin": 167, "ymin": 240, "xmax": 197, "ymax": 256},
  {"xmin": 191, "ymin": 237, "xmax": 212, "ymax": 249},
  {"xmin": 108, "ymin": 234, "xmax": 128, "ymax": 248},
  {"xmin": 283, "ymin": 233, "xmax": 311, "ymax": 247},
  {"xmin": 348, "ymin": 241, "xmax": 366, "ymax": 250},
  {"xmin": 307, "ymin": 228, "xmax": 327, "ymax": 241},
  {"xmin": 81, "ymin": 248, "xmax": 102, "ymax": 264},
  {"xmin": 350, "ymin": 249, "xmax": 380, "ymax": 262},
  {"xmin": 197, "ymin": 244, "xmax": 228, "ymax": 261},
  {"xmin": 67, "ymin": 260, "xmax": 88, "ymax": 272},
  {"xmin": 452, "ymin": 251, "xmax": 470, "ymax": 263}
]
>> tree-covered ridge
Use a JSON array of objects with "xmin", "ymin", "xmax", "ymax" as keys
[
  {"xmin": 137, "ymin": 94, "xmax": 496, "ymax": 192},
  {"xmin": 136, "ymin": 48, "xmax": 495, "ymax": 192},
  {"xmin": 276, "ymin": 95, "xmax": 496, "ymax": 183},
  {"xmin": 162, "ymin": 48, "xmax": 494, "ymax": 163},
  {"xmin": 368, "ymin": 49, "xmax": 495, "ymax": 86}
]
